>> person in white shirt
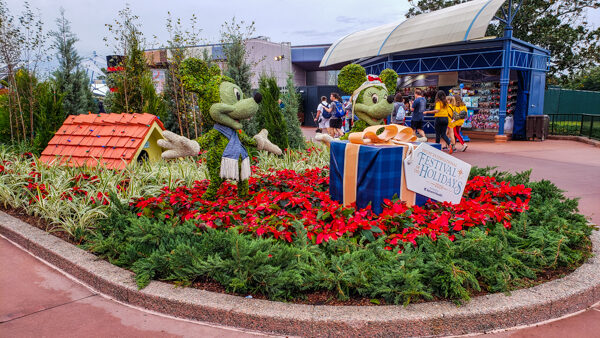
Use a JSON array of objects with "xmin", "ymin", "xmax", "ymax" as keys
[{"xmin": 314, "ymin": 96, "xmax": 330, "ymax": 134}]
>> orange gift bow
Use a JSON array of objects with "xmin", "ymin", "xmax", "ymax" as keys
[
  {"xmin": 348, "ymin": 124, "xmax": 417, "ymax": 145},
  {"xmin": 343, "ymin": 124, "xmax": 419, "ymax": 208}
]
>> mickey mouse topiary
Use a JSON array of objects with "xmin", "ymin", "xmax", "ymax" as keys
[
  {"xmin": 340, "ymin": 65, "xmax": 398, "ymax": 139},
  {"xmin": 158, "ymin": 58, "xmax": 282, "ymax": 200}
]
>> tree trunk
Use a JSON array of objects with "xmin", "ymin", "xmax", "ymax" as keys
[
  {"xmin": 191, "ymin": 94, "xmax": 199, "ymax": 138},
  {"xmin": 169, "ymin": 66, "xmax": 183, "ymax": 135},
  {"xmin": 180, "ymin": 84, "xmax": 194, "ymax": 139},
  {"xmin": 7, "ymin": 88, "xmax": 14, "ymax": 141}
]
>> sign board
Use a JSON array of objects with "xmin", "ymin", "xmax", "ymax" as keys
[
  {"xmin": 403, "ymin": 143, "xmax": 471, "ymax": 204},
  {"xmin": 151, "ymin": 69, "xmax": 166, "ymax": 94}
]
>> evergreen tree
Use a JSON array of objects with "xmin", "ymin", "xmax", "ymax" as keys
[
  {"xmin": 51, "ymin": 9, "xmax": 96, "ymax": 115},
  {"xmin": 258, "ymin": 76, "xmax": 288, "ymax": 150},
  {"xmin": 33, "ymin": 81, "xmax": 65, "ymax": 152},
  {"xmin": 104, "ymin": 6, "xmax": 163, "ymax": 114},
  {"xmin": 220, "ymin": 17, "xmax": 254, "ymax": 95},
  {"xmin": 281, "ymin": 74, "xmax": 305, "ymax": 150}
]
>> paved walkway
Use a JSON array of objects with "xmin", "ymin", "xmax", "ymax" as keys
[
  {"xmin": 1, "ymin": 134, "xmax": 599, "ymax": 337},
  {"xmin": 0, "ymin": 237, "xmax": 265, "ymax": 337},
  {"xmin": 450, "ymin": 139, "xmax": 600, "ymax": 337}
]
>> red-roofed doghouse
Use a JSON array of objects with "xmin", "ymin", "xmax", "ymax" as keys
[{"xmin": 40, "ymin": 113, "xmax": 165, "ymax": 170}]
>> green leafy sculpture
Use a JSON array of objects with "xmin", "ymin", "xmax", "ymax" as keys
[
  {"xmin": 316, "ymin": 65, "xmax": 398, "ymax": 144},
  {"xmin": 158, "ymin": 58, "xmax": 282, "ymax": 199}
]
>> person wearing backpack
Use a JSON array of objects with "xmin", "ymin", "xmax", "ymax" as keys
[
  {"xmin": 324, "ymin": 92, "xmax": 344, "ymax": 138},
  {"xmin": 450, "ymin": 94, "xmax": 468, "ymax": 151},
  {"xmin": 391, "ymin": 93, "xmax": 406, "ymax": 125},
  {"xmin": 315, "ymin": 96, "xmax": 330, "ymax": 134}
]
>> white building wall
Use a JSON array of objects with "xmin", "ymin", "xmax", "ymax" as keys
[{"xmin": 245, "ymin": 38, "xmax": 292, "ymax": 89}]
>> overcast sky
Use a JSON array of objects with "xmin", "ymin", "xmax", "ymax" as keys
[
  {"xmin": 6, "ymin": 0, "xmax": 411, "ymax": 59},
  {"xmin": 5, "ymin": 0, "xmax": 600, "ymax": 66}
]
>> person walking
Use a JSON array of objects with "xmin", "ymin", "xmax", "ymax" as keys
[
  {"xmin": 446, "ymin": 95, "xmax": 457, "ymax": 152},
  {"xmin": 315, "ymin": 96, "xmax": 330, "ymax": 134},
  {"xmin": 324, "ymin": 93, "xmax": 344, "ymax": 138},
  {"xmin": 451, "ymin": 94, "xmax": 468, "ymax": 151},
  {"xmin": 391, "ymin": 93, "xmax": 406, "ymax": 125},
  {"xmin": 344, "ymin": 100, "xmax": 353, "ymax": 133},
  {"xmin": 424, "ymin": 90, "xmax": 453, "ymax": 154},
  {"xmin": 410, "ymin": 88, "xmax": 428, "ymax": 141}
]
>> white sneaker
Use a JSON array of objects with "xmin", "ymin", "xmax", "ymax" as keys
[{"xmin": 416, "ymin": 136, "xmax": 428, "ymax": 142}]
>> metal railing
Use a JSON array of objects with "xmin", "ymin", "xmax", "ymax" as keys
[{"xmin": 547, "ymin": 114, "xmax": 600, "ymax": 140}]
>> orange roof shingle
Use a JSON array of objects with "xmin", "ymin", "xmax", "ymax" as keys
[{"xmin": 40, "ymin": 113, "xmax": 164, "ymax": 170}]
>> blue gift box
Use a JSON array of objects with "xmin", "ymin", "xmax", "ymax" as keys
[{"xmin": 329, "ymin": 140, "xmax": 442, "ymax": 214}]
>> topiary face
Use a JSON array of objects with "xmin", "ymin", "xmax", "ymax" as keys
[
  {"xmin": 210, "ymin": 81, "xmax": 260, "ymax": 130},
  {"xmin": 181, "ymin": 58, "xmax": 261, "ymax": 131},
  {"xmin": 338, "ymin": 64, "xmax": 398, "ymax": 126},
  {"xmin": 354, "ymin": 86, "xmax": 394, "ymax": 125}
]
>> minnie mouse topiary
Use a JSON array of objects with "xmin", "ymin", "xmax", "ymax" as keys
[{"xmin": 316, "ymin": 64, "xmax": 399, "ymax": 144}]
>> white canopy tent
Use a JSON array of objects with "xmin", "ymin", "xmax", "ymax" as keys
[{"xmin": 320, "ymin": 0, "xmax": 506, "ymax": 67}]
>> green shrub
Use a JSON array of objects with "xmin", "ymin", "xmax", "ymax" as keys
[
  {"xmin": 379, "ymin": 69, "xmax": 398, "ymax": 96},
  {"xmin": 257, "ymin": 76, "xmax": 289, "ymax": 150},
  {"xmin": 338, "ymin": 64, "xmax": 366, "ymax": 95},
  {"xmin": 281, "ymin": 74, "xmax": 305, "ymax": 150},
  {"xmin": 83, "ymin": 166, "xmax": 594, "ymax": 304}
]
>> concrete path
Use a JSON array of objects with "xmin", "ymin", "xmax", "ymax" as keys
[
  {"xmin": 450, "ymin": 139, "xmax": 600, "ymax": 337},
  {"xmin": 1, "ymin": 134, "xmax": 599, "ymax": 337},
  {"xmin": 0, "ymin": 236, "xmax": 266, "ymax": 337}
]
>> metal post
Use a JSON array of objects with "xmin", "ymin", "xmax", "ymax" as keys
[
  {"xmin": 495, "ymin": 0, "xmax": 522, "ymax": 142},
  {"xmin": 498, "ymin": 26, "xmax": 513, "ymax": 136},
  {"xmin": 590, "ymin": 116, "xmax": 595, "ymax": 139},
  {"xmin": 580, "ymin": 114, "xmax": 584, "ymax": 136}
]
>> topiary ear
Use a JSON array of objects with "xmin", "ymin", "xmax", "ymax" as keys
[
  {"xmin": 338, "ymin": 64, "xmax": 366, "ymax": 94},
  {"xmin": 379, "ymin": 68, "xmax": 398, "ymax": 96}
]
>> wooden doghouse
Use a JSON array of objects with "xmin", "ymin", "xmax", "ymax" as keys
[{"xmin": 40, "ymin": 113, "xmax": 165, "ymax": 170}]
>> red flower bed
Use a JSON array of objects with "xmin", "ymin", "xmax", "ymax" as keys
[{"xmin": 132, "ymin": 168, "xmax": 531, "ymax": 250}]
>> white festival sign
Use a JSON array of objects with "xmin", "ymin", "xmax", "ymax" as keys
[{"xmin": 403, "ymin": 143, "xmax": 471, "ymax": 204}]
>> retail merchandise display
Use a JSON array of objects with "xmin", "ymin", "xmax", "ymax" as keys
[
  {"xmin": 450, "ymin": 81, "xmax": 518, "ymax": 131},
  {"xmin": 397, "ymin": 86, "xmax": 438, "ymax": 109}
]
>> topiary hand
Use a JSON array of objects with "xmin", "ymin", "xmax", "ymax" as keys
[
  {"xmin": 253, "ymin": 129, "xmax": 283, "ymax": 155},
  {"xmin": 157, "ymin": 131, "xmax": 201, "ymax": 159}
]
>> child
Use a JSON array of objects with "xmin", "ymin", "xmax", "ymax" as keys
[
  {"xmin": 446, "ymin": 95, "xmax": 457, "ymax": 152},
  {"xmin": 451, "ymin": 95, "xmax": 468, "ymax": 151}
]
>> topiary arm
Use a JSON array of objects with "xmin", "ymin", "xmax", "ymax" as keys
[
  {"xmin": 253, "ymin": 129, "xmax": 283, "ymax": 155},
  {"xmin": 158, "ymin": 131, "xmax": 201, "ymax": 159},
  {"xmin": 238, "ymin": 129, "xmax": 257, "ymax": 148}
]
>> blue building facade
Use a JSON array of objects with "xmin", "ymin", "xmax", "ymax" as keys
[{"xmin": 359, "ymin": 37, "xmax": 550, "ymax": 139}]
